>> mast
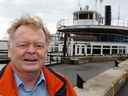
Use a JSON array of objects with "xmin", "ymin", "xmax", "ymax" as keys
[{"xmin": 117, "ymin": 5, "xmax": 120, "ymax": 25}]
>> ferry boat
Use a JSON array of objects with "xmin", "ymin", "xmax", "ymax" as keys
[{"xmin": 56, "ymin": 4, "xmax": 128, "ymax": 57}]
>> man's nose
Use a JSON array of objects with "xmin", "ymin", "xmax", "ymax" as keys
[{"xmin": 26, "ymin": 45, "xmax": 36, "ymax": 54}]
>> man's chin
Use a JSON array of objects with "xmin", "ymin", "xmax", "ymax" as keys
[{"xmin": 22, "ymin": 65, "xmax": 40, "ymax": 72}]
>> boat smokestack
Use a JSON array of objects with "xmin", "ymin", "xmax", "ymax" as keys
[{"xmin": 105, "ymin": 5, "xmax": 111, "ymax": 25}]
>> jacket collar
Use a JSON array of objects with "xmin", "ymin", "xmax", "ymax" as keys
[
  {"xmin": 0, "ymin": 64, "xmax": 18, "ymax": 96},
  {"xmin": 42, "ymin": 66, "xmax": 64, "ymax": 96}
]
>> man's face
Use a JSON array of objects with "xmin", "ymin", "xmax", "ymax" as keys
[{"xmin": 8, "ymin": 25, "xmax": 48, "ymax": 72}]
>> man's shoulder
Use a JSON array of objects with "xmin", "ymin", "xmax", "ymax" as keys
[
  {"xmin": 44, "ymin": 67, "xmax": 77, "ymax": 96},
  {"xmin": 44, "ymin": 67, "xmax": 66, "ymax": 81},
  {"xmin": 0, "ymin": 65, "xmax": 7, "ymax": 78}
]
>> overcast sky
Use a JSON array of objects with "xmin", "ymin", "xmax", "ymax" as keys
[{"xmin": 0, "ymin": 0, "xmax": 128, "ymax": 39}]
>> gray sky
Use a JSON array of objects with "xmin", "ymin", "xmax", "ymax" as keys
[{"xmin": 0, "ymin": 0, "xmax": 128, "ymax": 39}]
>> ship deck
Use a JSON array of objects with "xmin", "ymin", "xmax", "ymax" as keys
[{"xmin": 58, "ymin": 25, "xmax": 128, "ymax": 35}]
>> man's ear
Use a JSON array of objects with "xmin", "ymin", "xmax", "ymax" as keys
[
  {"xmin": 8, "ymin": 50, "xmax": 11, "ymax": 58},
  {"xmin": 7, "ymin": 42, "xmax": 11, "ymax": 58}
]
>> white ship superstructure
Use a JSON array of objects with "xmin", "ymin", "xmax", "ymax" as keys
[{"xmin": 56, "ymin": 4, "xmax": 128, "ymax": 56}]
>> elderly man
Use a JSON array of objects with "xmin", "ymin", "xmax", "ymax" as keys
[{"xmin": 0, "ymin": 16, "xmax": 76, "ymax": 96}]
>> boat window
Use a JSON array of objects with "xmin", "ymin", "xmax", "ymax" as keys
[
  {"xmin": 112, "ymin": 46, "xmax": 117, "ymax": 48},
  {"xmin": 89, "ymin": 13, "xmax": 93, "ymax": 19},
  {"xmin": 93, "ymin": 45, "xmax": 101, "ymax": 48},
  {"xmin": 77, "ymin": 45, "xmax": 79, "ymax": 54},
  {"xmin": 79, "ymin": 13, "xmax": 88, "ymax": 19},
  {"xmin": 103, "ymin": 46, "xmax": 110, "ymax": 48}
]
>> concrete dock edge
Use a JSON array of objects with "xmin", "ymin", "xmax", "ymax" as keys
[{"xmin": 75, "ymin": 59, "xmax": 128, "ymax": 96}]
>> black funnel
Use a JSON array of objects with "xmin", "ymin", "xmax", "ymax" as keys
[{"xmin": 105, "ymin": 5, "xmax": 111, "ymax": 25}]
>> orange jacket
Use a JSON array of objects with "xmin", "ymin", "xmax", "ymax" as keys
[{"xmin": 0, "ymin": 64, "xmax": 77, "ymax": 96}]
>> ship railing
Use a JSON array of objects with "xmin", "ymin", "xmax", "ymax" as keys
[
  {"xmin": 112, "ymin": 19, "xmax": 128, "ymax": 27},
  {"xmin": 45, "ymin": 51, "xmax": 63, "ymax": 65},
  {"xmin": 57, "ymin": 18, "xmax": 128, "ymax": 28}
]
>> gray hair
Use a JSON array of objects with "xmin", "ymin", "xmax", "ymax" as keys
[{"xmin": 7, "ymin": 15, "xmax": 51, "ymax": 45}]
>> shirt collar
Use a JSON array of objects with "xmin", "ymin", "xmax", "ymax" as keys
[{"xmin": 14, "ymin": 70, "xmax": 46, "ymax": 88}]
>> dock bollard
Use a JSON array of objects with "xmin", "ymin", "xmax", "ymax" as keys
[
  {"xmin": 76, "ymin": 74, "xmax": 85, "ymax": 89},
  {"xmin": 114, "ymin": 60, "xmax": 119, "ymax": 67}
]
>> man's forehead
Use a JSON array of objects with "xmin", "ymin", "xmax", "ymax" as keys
[
  {"xmin": 14, "ymin": 40, "xmax": 45, "ymax": 44},
  {"xmin": 9, "ymin": 24, "xmax": 47, "ymax": 44},
  {"xmin": 17, "ymin": 24, "xmax": 41, "ymax": 30},
  {"xmin": 13, "ymin": 26, "xmax": 45, "ymax": 38},
  {"xmin": 15, "ymin": 25, "xmax": 44, "ymax": 34}
]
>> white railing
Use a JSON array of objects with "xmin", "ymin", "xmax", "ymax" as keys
[
  {"xmin": 57, "ymin": 18, "xmax": 128, "ymax": 28},
  {"xmin": 112, "ymin": 19, "xmax": 128, "ymax": 27}
]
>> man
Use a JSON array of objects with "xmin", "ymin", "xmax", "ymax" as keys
[{"xmin": 0, "ymin": 16, "xmax": 77, "ymax": 96}]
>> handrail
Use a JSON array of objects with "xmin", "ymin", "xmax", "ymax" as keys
[{"xmin": 57, "ymin": 18, "xmax": 128, "ymax": 28}]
